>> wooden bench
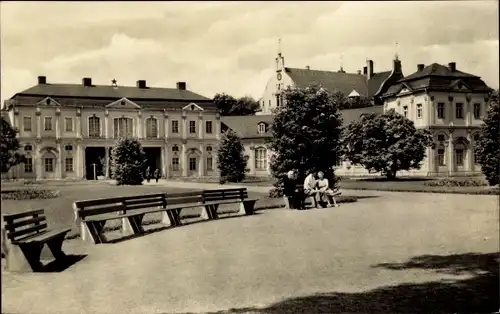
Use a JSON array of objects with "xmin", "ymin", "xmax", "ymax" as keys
[
  {"xmin": 2, "ymin": 209, "xmax": 71, "ymax": 272},
  {"xmin": 74, "ymin": 191, "xmax": 206, "ymax": 244},
  {"xmin": 202, "ymin": 188, "xmax": 258, "ymax": 218}
]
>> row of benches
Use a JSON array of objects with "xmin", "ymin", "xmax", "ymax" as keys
[{"xmin": 1, "ymin": 188, "xmax": 257, "ymax": 272}]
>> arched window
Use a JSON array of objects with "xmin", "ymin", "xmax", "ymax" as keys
[
  {"xmin": 114, "ymin": 117, "xmax": 134, "ymax": 138},
  {"xmin": 257, "ymin": 123, "xmax": 266, "ymax": 134},
  {"xmin": 172, "ymin": 145, "xmax": 179, "ymax": 153},
  {"xmin": 88, "ymin": 116, "xmax": 101, "ymax": 137},
  {"xmin": 146, "ymin": 117, "xmax": 158, "ymax": 138},
  {"xmin": 437, "ymin": 134, "xmax": 446, "ymax": 142},
  {"xmin": 454, "ymin": 138, "xmax": 467, "ymax": 167},
  {"xmin": 206, "ymin": 146, "xmax": 212, "ymax": 153},
  {"xmin": 255, "ymin": 147, "xmax": 267, "ymax": 170}
]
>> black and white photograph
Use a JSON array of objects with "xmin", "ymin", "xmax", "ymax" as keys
[{"xmin": 1, "ymin": 1, "xmax": 499, "ymax": 313}]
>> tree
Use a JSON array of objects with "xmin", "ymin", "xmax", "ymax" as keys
[
  {"xmin": 213, "ymin": 93, "xmax": 260, "ymax": 116},
  {"xmin": 0, "ymin": 116, "xmax": 25, "ymax": 173},
  {"xmin": 110, "ymin": 138, "xmax": 147, "ymax": 185},
  {"xmin": 343, "ymin": 109, "xmax": 433, "ymax": 179},
  {"xmin": 267, "ymin": 85, "xmax": 344, "ymax": 193},
  {"xmin": 217, "ymin": 129, "xmax": 247, "ymax": 184},
  {"xmin": 475, "ymin": 90, "xmax": 499, "ymax": 186}
]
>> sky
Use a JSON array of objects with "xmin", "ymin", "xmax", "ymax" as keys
[{"xmin": 1, "ymin": 1, "xmax": 498, "ymax": 105}]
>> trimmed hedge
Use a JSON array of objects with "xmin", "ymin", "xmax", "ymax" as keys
[
  {"xmin": 342, "ymin": 185, "xmax": 498, "ymax": 195},
  {"xmin": 1, "ymin": 189, "xmax": 60, "ymax": 200},
  {"xmin": 424, "ymin": 178, "xmax": 488, "ymax": 187}
]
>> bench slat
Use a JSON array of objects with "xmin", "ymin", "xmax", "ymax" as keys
[
  {"xmin": 203, "ymin": 188, "xmax": 244, "ymax": 193},
  {"xmin": 14, "ymin": 228, "xmax": 71, "ymax": 244},
  {"xmin": 8, "ymin": 223, "xmax": 47, "ymax": 240},
  {"xmin": 4, "ymin": 216, "xmax": 46, "ymax": 231},
  {"xmin": 166, "ymin": 197, "xmax": 203, "ymax": 205},
  {"xmin": 124, "ymin": 197, "xmax": 164, "ymax": 207},
  {"xmin": 79, "ymin": 204, "xmax": 125, "ymax": 218},
  {"xmin": 2, "ymin": 209, "xmax": 45, "ymax": 222},
  {"xmin": 125, "ymin": 201, "xmax": 164, "ymax": 211}
]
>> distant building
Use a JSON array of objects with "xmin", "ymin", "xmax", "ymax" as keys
[
  {"xmin": 258, "ymin": 51, "xmax": 404, "ymax": 114},
  {"xmin": 2, "ymin": 76, "xmax": 221, "ymax": 180}
]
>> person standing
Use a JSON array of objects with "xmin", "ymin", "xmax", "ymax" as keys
[
  {"xmin": 154, "ymin": 168, "xmax": 161, "ymax": 183},
  {"xmin": 145, "ymin": 166, "xmax": 151, "ymax": 183}
]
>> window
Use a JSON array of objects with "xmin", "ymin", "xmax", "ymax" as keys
[
  {"xmin": 473, "ymin": 134, "xmax": 480, "ymax": 142},
  {"xmin": 437, "ymin": 149, "xmax": 445, "ymax": 166},
  {"xmin": 205, "ymin": 121, "xmax": 213, "ymax": 134},
  {"xmin": 455, "ymin": 149, "xmax": 464, "ymax": 166},
  {"xmin": 89, "ymin": 116, "xmax": 101, "ymax": 137},
  {"xmin": 268, "ymin": 100, "xmax": 271, "ymax": 108},
  {"xmin": 473, "ymin": 134, "xmax": 480, "ymax": 164},
  {"xmin": 206, "ymin": 157, "xmax": 213, "ymax": 171},
  {"xmin": 23, "ymin": 117, "xmax": 32, "ymax": 132},
  {"xmin": 24, "ymin": 158, "xmax": 33, "ymax": 173},
  {"xmin": 172, "ymin": 157, "xmax": 180, "ymax": 170},
  {"xmin": 276, "ymin": 95, "xmax": 281, "ymax": 108},
  {"xmin": 255, "ymin": 147, "xmax": 267, "ymax": 170},
  {"xmin": 24, "ymin": 145, "xmax": 32, "ymax": 151},
  {"xmin": 403, "ymin": 106, "xmax": 408, "ymax": 118},
  {"xmin": 114, "ymin": 117, "xmax": 134, "ymax": 138},
  {"xmin": 189, "ymin": 157, "xmax": 197, "ymax": 171},
  {"xmin": 189, "ymin": 121, "xmax": 196, "ymax": 134},
  {"xmin": 206, "ymin": 146, "xmax": 212, "ymax": 153},
  {"xmin": 473, "ymin": 103, "xmax": 481, "ymax": 119},
  {"xmin": 258, "ymin": 123, "xmax": 266, "ymax": 134},
  {"xmin": 65, "ymin": 145, "xmax": 72, "ymax": 151},
  {"xmin": 65, "ymin": 117, "xmax": 73, "ymax": 132},
  {"xmin": 416, "ymin": 104, "xmax": 422, "ymax": 119},
  {"xmin": 146, "ymin": 117, "xmax": 158, "ymax": 138},
  {"xmin": 65, "ymin": 158, "xmax": 73, "ymax": 172},
  {"xmin": 172, "ymin": 145, "xmax": 179, "ymax": 153},
  {"xmin": 455, "ymin": 103, "xmax": 464, "ymax": 119},
  {"xmin": 437, "ymin": 103, "xmax": 445, "ymax": 119},
  {"xmin": 437, "ymin": 134, "xmax": 445, "ymax": 142},
  {"xmin": 171, "ymin": 120, "xmax": 179, "ymax": 133},
  {"xmin": 44, "ymin": 117, "xmax": 52, "ymax": 131},
  {"xmin": 44, "ymin": 158, "xmax": 54, "ymax": 172}
]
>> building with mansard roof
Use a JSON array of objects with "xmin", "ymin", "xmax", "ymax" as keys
[{"xmin": 2, "ymin": 76, "xmax": 221, "ymax": 180}]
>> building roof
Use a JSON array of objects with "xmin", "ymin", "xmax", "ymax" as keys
[
  {"xmin": 384, "ymin": 63, "xmax": 491, "ymax": 97},
  {"xmin": 367, "ymin": 71, "xmax": 392, "ymax": 96},
  {"xmin": 7, "ymin": 81, "xmax": 215, "ymax": 110},
  {"xmin": 221, "ymin": 115, "xmax": 274, "ymax": 139},
  {"xmin": 222, "ymin": 105, "xmax": 383, "ymax": 139}
]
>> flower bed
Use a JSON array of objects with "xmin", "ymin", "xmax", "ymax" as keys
[{"xmin": 1, "ymin": 189, "xmax": 60, "ymax": 200}]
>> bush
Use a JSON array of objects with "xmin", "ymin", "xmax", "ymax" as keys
[
  {"xmin": 1, "ymin": 189, "xmax": 60, "ymax": 200},
  {"xmin": 217, "ymin": 129, "xmax": 247, "ymax": 184},
  {"xmin": 424, "ymin": 178, "xmax": 488, "ymax": 187},
  {"xmin": 269, "ymin": 187, "xmax": 284, "ymax": 198},
  {"xmin": 110, "ymin": 138, "xmax": 147, "ymax": 185}
]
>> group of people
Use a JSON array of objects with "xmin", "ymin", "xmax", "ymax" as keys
[
  {"xmin": 145, "ymin": 166, "xmax": 161, "ymax": 183},
  {"xmin": 283, "ymin": 170, "xmax": 341, "ymax": 210}
]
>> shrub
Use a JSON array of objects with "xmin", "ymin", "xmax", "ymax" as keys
[
  {"xmin": 424, "ymin": 178, "xmax": 488, "ymax": 187},
  {"xmin": 1, "ymin": 189, "xmax": 60, "ymax": 200},
  {"xmin": 110, "ymin": 138, "xmax": 147, "ymax": 185},
  {"xmin": 269, "ymin": 187, "xmax": 284, "ymax": 198},
  {"xmin": 217, "ymin": 129, "xmax": 247, "ymax": 184}
]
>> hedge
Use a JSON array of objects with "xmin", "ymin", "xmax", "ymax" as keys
[{"xmin": 1, "ymin": 189, "xmax": 60, "ymax": 200}]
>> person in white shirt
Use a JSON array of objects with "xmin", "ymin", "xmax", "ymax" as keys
[
  {"xmin": 303, "ymin": 171, "xmax": 319, "ymax": 208},
  {"xmin": 316, "ymin": 171, "xmax": 341, "ymax": 207}
]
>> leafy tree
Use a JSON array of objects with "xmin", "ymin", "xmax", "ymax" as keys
[
  {"xmin": 217, "ymin": 129, "xmax": 247, "ymax": 184},
  {"xmin": 342, "ymin": 109, "xmax": 433, "ymax": 179},
  {"xmin": 213, "ymin": 93, "xmax": 260, "ymax": 116},
  {"xmin": 343, "ymin": 95, "xmax": 373, "ymax": 109},
  {"xmin": 0, "ymin": 116, "xmax": 25, "ymax": 173},
  {"xmin": 475, "ymin": 89, "xmax": 499, "ymax": 186},
  {"xmin": 110, "ymin": 138, "xmax": 147, "ymax": 185},
  {"xmin": 267, "ymin": 85, "xmax": 344, "ymax": 194}
]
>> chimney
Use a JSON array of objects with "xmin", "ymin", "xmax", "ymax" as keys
[
  {"xmin": 176, "ymin": 82, "xmax": 186, "ymax": 90},
  {"xmin": 305, "ymin": 65, "xmax": 310, "ymax": 70},
  {"xmin": 37, "ymin": 76, "xmax": 47, "ymax": 84},
  {"xmin": 82, "ymin": 77, "xmax": 92, "ymax": 86},
  {"xmin": 366, "ymin": 59, "xmax": 374, "ymax": 79},
  {"xmin": 363, "ymin": 66, "xmax": 368, "ymax": 76},
  {"xmin": 136, "ymin": 80, "xmax": 147, "ymax": 88},
  {"xmin": 448, "ymin": 62, "xmax": 456, "ymax": 72},
  {"xmin": 417, "ymin": 64, "xmax": 425, "ymax": 71}
]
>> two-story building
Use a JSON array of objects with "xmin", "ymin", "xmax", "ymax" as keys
[
  {"xmin": 2, "ymin": 76, "xmax": 221, "ymax": 180},
  {"xmin": 382, "ymin": 62, "xmax": 492, "ymax": 176}
]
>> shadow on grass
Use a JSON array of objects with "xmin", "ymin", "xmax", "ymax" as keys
[
  {"xmin": 42, "ymin": 254, "xmax": 87, "ymax": 272},
  {"xmin": 183, "ymin": 252, "xmax": 499, "ymax": 314}
]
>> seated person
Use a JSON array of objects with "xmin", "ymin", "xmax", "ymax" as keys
[
  {"xmin": 316, "ymin": 171, "xmax": 341, "ymax": 208},
  {"xmin": 303, "ymin": 170, "xmax": 319, "ymax": 208},
  {"xmin": 283, "ymin": 170, "xmax": 301, "ymax": 209}
]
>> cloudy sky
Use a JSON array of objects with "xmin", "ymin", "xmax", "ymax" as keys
[{"xmin": 1, "ymin": 1, "xmax": 498, "ymax": 104}]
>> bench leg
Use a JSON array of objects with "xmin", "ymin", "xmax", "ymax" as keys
[
  {"xmin": 85, "ymin": 221, "xmax": 107, "ymax": 244},
  {"xmin": 238, "ymin": 200, "xmax": 257, "ymax": 215},
  {"xmin": 122, "ymin": 215, "xmax": 145, "ymax": 237},
  {"xmin": 161, "ymin": 209, "xmax": 182, "ymax": 227},
  {"xmin": 47, "ymin": 233, "xmax": 68, "ymax": 260},
  {"xmin": 201, "ymin": 204, "xmax": 219, "ymax": 220},
  {"xmin": 7, "ymin": 243, "xmax": 43, "ymax": 272}
]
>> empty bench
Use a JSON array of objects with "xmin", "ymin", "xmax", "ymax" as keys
[
  {"xmin": 2, "ymin": 209, "xmax": 71, "ymax": 272},
  {"xmin": 202, "ymin": 188, "xmax": 258, "ymax": 219}
]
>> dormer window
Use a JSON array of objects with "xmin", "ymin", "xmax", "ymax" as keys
[{"xmin": 258, "ymin": 123, "xmax": 267, "ymax": 134}]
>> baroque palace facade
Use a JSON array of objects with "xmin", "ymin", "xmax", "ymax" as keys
[
  {"xmin": 231, "ymin": 52, "xmax": 492, "ymax": 177},
  {"xmin": 2, "ymin": 77, "xmax": 221, "ymax": 180}
]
